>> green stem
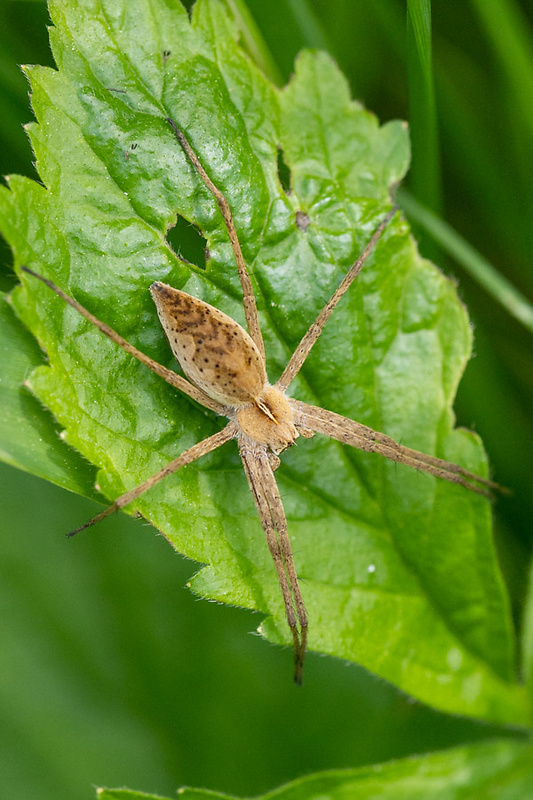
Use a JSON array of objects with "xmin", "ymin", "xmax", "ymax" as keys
[
  {"xmin": 406, "ymin": 0, "xmax": 442, "ymax": 214},
  {"xmin": 398, "ymin": 190, "xmax": 533, "ymax": 334},
  {"xmin": 285, "ymin": 0, "xmax": 331, "ymax": 50}
]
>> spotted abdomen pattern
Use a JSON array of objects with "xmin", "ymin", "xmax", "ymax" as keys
[{"xmin": 151, "ymin": 282, "xmax": 267, "ymax": 407}]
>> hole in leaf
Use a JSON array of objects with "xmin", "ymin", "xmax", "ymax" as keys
[
  {"xmin": 0, "ymin": 231, "xmax": 16, "ymax": 292},
  {"xmin": 166, "ymin": 215, "xmax": 208, "ymax": 270},
  {"xmin": 277, "ymin": 147, "xmax": 292, "ymax": 194},
  {"xmin": 181, "ymin": 0, "xmax": 194, "ymax": 20}
]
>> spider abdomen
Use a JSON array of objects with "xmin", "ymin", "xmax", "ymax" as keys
[{"xmin": 150, "ymin": 282, "xmax": 267, "ymax": 407}]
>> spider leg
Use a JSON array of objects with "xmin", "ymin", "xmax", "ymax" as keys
[
  {"xmin": 68, "ymin": 423, "xmax": 236, "ymax": 537},
  {"xmin": 166, "ymin": 118, "xmax": 265, "ymax": 363},
  {"xmin": 277, "ymin": 206, "xmax": 398, "ymax": 392},
  {"xmin": 291, "ymin": 400, "xmax": 503, "ymax": 497},
  {"xmin": 21, "ymin": 267, "xmax": 225, "ymax": 414},
  {"xmin": 240, "ymin": 439, "xmax": 308, "ymax": 684}
]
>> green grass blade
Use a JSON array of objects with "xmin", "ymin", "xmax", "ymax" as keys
[
  {"xmin": 472, "ymin": 0, "xmax": 533, "ymax": 141},
  {"xmin": 406, "ymin": 0, "xmax": 442, "ymax": 213},
  {"xmin": 223, "ymin": 0, "xmax": 284, "ymax": 85},
  {"xmin": 285, "ymin": 0, "xmax": 331, "ymax": 50},
  {"xmin": 399, "ymin": 189, "xmax": 533, "ymax": 334}
]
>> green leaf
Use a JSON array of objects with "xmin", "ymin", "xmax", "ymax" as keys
[
  {"xmin": 0, "ymin": 291, "xmax": 100, "ymax": 498},
  {"xmin": 97, "ymin": 793, "xmax": 176, "ymax": 800},
  {"xmin": 0, "ymin": 0, "xmax": 526, "ymax": 724},
  {"xmin": 97, "ymin": 740, "xmax": 533, "ymax": 799},
  {"xmin": 97, "ymin": 793, "xmax": 177, "ymax": 800},
  {"xmin": 471, "ymin": 0, "xmax": 533, "ymax": 146},
  {"xmin": 523, "ymin": 556, "xmax": 533, "ymax": 698}
]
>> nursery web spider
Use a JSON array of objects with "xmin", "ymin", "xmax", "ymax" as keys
[{"xmin": 22, "ymin": 118, "xmax": 498, "ymax": 683}]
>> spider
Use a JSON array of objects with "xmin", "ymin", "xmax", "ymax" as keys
[{"xmin": 22, "ymin": 118, "xmax": 497, "ymax": 684}]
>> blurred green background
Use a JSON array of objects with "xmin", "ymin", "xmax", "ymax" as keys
[{"xmin": 1, "ymin": 1, "xmax": 531, "ymax": 798}]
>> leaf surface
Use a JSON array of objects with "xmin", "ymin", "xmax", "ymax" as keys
[
  {"xmin": 0, "ymin": 291, "xmax": 100, "ymax": 498},
  {"xmin": 0, "ymin": 0, "xmax": 526, "ymax": 723},
  {"xmin": 97, "ymin": 740, "xmax": 533, "ymax": 800}
]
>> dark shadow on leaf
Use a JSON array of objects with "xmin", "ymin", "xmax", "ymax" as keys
[{"xmin": 277, "ymin": 147, "xmax": 292, "ymax": 195}]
